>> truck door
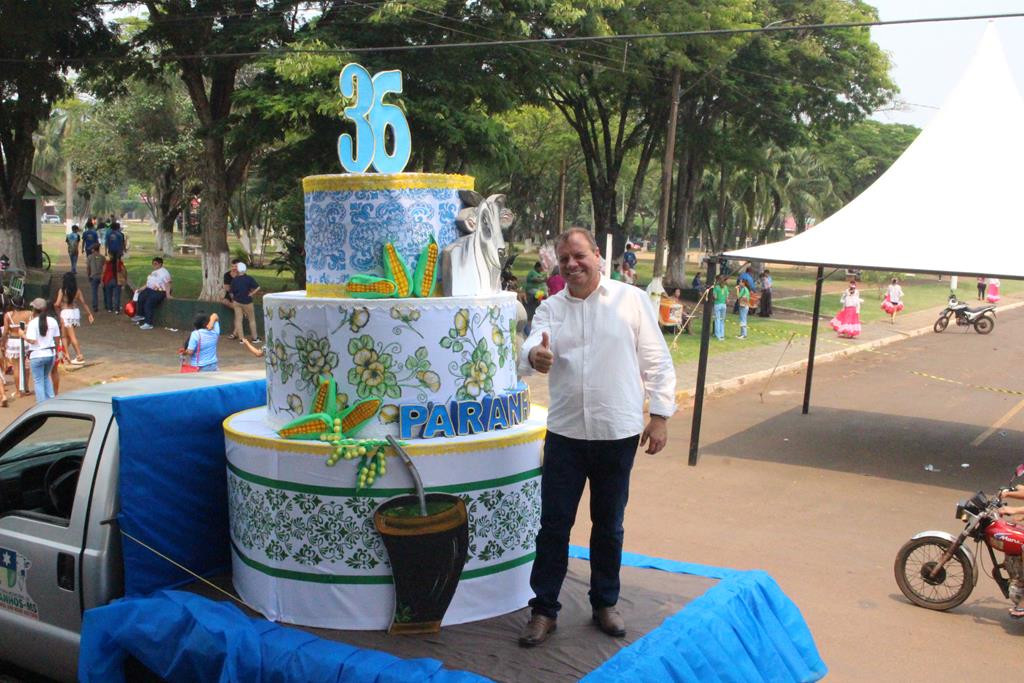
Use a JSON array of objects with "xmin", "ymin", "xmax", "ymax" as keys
[{"xmin": 0, "ymin": 406, "xmax": 106, "ymax": 680}]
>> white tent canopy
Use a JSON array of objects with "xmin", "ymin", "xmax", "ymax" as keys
[{"xmin": 724, "ymin": 24, "xmax": 1024, "ymax": 280}]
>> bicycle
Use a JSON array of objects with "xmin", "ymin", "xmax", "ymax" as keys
[{"xmin": 0, "ymin": 268, "xmax": 25, "ymax": 310}]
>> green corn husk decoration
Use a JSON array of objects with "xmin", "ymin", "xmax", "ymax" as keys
[
  {"xmin": 382, "ymin": 242, "xmax": 413, "ymax": 297},
  {"xmin": 279, "ymin": 413, "xmax": 335, "ymax": 440},
  {"xmin": 413, "ymin": 236, "xmax": 439, "ymax": 297},
  {"xmin": 311, "ymin": 375, "xmax": 337, "ymax": 415}
]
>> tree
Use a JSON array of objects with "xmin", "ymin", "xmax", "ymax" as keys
[
  {"xmin": 779, "ymin": 147, "xmax": 837, "ymax": 234},
  {"xmin": 527, "ymin": 0, "xmax": 757, "ymax": 258},
  {"xmin": 661, "ymin": 0, "xmax": 896, "ymax": 286},
  {"xmin": 817, "ymin": 119, "xmax": 919, "ymax": 203},
  {"xmin": 0, "ymin": 2, "xmax": 117, "ymax": 268},
  {"xmin": 32, "ymin": 97, "xmax": 94, "ymax": 226},
  {"xmin": 113, "ymin": 1, "xmax": 303, "ymax": 299},
  {"xmin": 471, "ymin": 105, "xmax": 585, "ymax": 244},
  {"xmin": 68, "ymin": 77, "xmax": 201, "ymax": 254}
]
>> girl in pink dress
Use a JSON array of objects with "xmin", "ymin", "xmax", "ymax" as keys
[
  {"xmin": 986, "ymin": 278, "xmax": 1001, "ymax": 303},
  {"xmin": 830, "ymin": 283, "xmax": 862, "ymax": 338}
]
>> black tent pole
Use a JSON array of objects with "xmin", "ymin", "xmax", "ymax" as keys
[
  {"xmin": 802, "ymin": 266, "xmax": 825, "ymax": 414},
  {"xmin": 688, "ymin": 257, "xmax": 718, "ymax": 466}
]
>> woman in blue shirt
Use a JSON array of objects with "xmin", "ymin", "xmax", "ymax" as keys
[{"xmin": 185, "ymin": 313, "xmax": 220, "ymax": 371}]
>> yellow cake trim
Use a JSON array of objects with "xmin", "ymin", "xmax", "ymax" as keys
[
  {"xmin": 307, "ymin": 283, "xmax": 351, "ymax": 298},
  {"xmin": 303, "ymin": 173, "xmax": 474, "ymax": 193},
  {"xmin": 306, "ymin": 279, "xmax": 444, "ymax": 299},
  {"xmin": 224, "ymin": 416, "xmax": 547, "ymax": 457}
]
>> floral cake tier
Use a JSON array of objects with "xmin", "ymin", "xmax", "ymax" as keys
[
  {"xmin": 303, "ymin": 173, "xmax": 474, "ymax": 297},
  {"xmin": 224, "ymin": 406, "xmax": 546, "ymax": 629},
  {"xmin": 262, "ymin": 291, "xmax": 521, "ymax": 438}
]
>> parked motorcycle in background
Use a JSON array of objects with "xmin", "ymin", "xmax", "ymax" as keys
[
  {"xmin": 894, "ymin": 465, "xmax": 1024, "ymax": 614},
  {"xmin": 933, "ymin": 295, "xmax": 996, "ymax": 334}
]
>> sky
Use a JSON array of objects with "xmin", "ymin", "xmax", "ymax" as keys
[{"xmin": 868, "ymin": 0, "xmax": 1024, "ymax": 127}]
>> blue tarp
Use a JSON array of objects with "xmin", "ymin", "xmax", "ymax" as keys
[
  {"xmin": 113, "ymin": 379, "xmax": 266, "ymax": 596},
  {"xmin": 576, "ymin": 548, "xmax": 827, "ymax": 682},
  {"xmin": 80, "ymin": 545, "xmax": 825, "ymax": 682},
  {"xmin": 79, "ymin": 590, "xmax": 486, "ymax": 683}
]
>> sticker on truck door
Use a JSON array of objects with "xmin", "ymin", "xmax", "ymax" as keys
[{"xmin": 0, "ymin": 547, "xmax": 38, "ymax": 619}]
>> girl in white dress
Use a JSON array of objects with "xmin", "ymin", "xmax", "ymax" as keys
[
  {"xmin": 881, "ymin": 277, "xmax": 905, "ymax": 323},
  {"xmin": 54, "ymin": 272, "xmax": 94, "ymax": 364}
]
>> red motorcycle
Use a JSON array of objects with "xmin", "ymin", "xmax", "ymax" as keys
[{"xmin": 895, "ymin": 466, "xmax": 1024, "ymax": 612}]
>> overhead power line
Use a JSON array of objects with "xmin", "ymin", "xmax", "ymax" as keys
[{"xmin": 3, "ymin": 11, "xmax": 1024, "ymax": 63}]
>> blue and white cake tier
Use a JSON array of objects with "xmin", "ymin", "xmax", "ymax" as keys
[
  {"xmin": 302, "ymin": 173, "xmax": 474, "ymax": 297},
  {"xmin": 262, "ymin": 291, "xmax": 521, "ymax": 439},
  {"xmin": 224, "ymin": 406, "xmax": 546, "ymax": 629}
]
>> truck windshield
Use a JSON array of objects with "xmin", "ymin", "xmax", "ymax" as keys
[{"xmin": 0, "ymin": 414, "xmax": 94, "ymax": 519}]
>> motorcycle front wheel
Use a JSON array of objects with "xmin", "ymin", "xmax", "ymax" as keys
[
  {"xmin": 933, "ymin": 315, "xmax": 949, "ymax": 333},
  {"xmin": 974, "ymin": 315, "xmax": 994, "ymax": 335},
  {"xmin": 894, "ymin": 536, "xmax": 974, "ymax": 611}
]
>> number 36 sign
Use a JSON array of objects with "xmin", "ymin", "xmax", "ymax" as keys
[{"xmin": 338, "ymin": 63, "xmax": 412, "ymax": 174}]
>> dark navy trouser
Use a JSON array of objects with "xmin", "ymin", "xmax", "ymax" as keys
[
  {"xmin": 528, "ymin": 431, "xmax": 638, "ymax": 618},
  {"xmin": 138, "ymin": 288, "xmax": 166, "ymax": 324}
]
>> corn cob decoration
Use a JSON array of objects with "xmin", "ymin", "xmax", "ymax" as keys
[
  {"xmin": 340, "ymin": 398, "xmax": 381, "ymax": 433},
  {"xmin": 382, "ymin": 242, "xmax": 413, "ymax": 297},
  {"xmin": 277, "ymin": 378, "xmax": 397, "ymax": 488},
  {"xmin": 311, "ymin": 374, "xmax": 337, "ymax": 415},
  {"xmin": 346, "ymin": 275, "xmax": 398, "ymax": 299},
  {"xmin": 278, "ymin": 413, "xmax": 334, "ymax": 440},
  {"xmin": 413, "ymin": 236, "xmax": 438, "ymax": 297},
  {"xmin": 345, "ymin": 239, "xmax": 441, "ymax": 299}
]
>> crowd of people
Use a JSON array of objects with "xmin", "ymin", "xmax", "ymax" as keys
[
  {"xmin": 707, "ymin": 266, "xmax": 774, "ymax": 341},
  {"xmin": 2, "ymin": 217, "xmax": 271, "ymax": 405}
]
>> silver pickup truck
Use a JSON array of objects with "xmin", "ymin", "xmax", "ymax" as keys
[{"xmin": 0, "ymin": 372, "xmax": 261, "ymax": 681}]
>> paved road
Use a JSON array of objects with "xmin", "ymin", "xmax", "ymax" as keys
[{"xmin": 596, "ymin": 305, "xmax": 1024, "ymax": 680}]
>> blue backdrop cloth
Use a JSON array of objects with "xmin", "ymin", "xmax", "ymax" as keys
[
  {"xmin": 80, "ymin": 543, "xmax": 825, "ymax": 682},
  {"xmin": 113, "ymin": 379, "xmax": 266, "ymax": 596},
  {"xmin": 79, "ymin": 590, "xmax": 486, "ymax": 683}
]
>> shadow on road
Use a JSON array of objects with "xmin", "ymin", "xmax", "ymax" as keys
[{"xmin": 702, "ymin": 405, "xmax": 1024, "ymax": 488}]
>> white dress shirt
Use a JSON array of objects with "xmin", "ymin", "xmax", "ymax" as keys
[{"xmin": 519, "ymin": 277, "xmax": 676, "ymax": 440}]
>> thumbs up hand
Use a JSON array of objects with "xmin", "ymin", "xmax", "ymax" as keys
[{"xmin": 529, "ymin": 331, "xmax": 554, "ymax": 374}]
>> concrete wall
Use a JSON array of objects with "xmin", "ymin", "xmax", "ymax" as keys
[{"xmin": 151, "ymin": 298, "xmax": 265, "ymax": 338}]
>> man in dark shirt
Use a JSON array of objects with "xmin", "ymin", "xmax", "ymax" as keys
[
  {"xmin": 228, "ymin": 262, "xmax": 261, "ymax": 342},
  {"xmin": 222, "ymin": 259, "xmax": 240, "ymax": 306},
  {"xmin": 81, "ymin": 220, "xmax": 99, "ymax": 257},
  {"xmin": 105, "ymin": 221, "xmax": 127, "ymax": 275}
]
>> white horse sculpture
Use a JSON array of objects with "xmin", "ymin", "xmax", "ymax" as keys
[{"xmin": 441, "ymin": 191, "xmax": 515, "ymax": 297}]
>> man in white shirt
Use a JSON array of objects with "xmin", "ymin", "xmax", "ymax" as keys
[
  {"xmin": 134, "ymin": 257, "xmax": 173, "ymax": 330},
  {"xmin": 517, "ymin": 228, "xmax": 676, "ymax": 647}
]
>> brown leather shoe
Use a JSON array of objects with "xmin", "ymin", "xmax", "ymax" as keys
[
  {"xmin": 592, "ymin": 606, "xmax": 626, "ymax": 637},
  {"xmin": 518, "ymin": 613, "xmax": 557, "ymax": 647}
]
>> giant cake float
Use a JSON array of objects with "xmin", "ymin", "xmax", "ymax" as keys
[{"xmin": 223, "ymin": 64, "xmax": 544, "ymax": 631}]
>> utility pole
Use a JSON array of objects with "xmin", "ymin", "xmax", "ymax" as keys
[
  {"xmin": 557, "ymin": 159, "xmax": 566, "ymax": 234},
  {"xmin": 653, "ymin": 67, "xmax": 681, "ymax": 280}
]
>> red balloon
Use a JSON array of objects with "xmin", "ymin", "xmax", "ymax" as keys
[{"xmin": 124, "ymin": 301, "xmax": 136, "ymax": 317}]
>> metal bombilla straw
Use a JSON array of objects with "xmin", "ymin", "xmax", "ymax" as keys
[{"xmin": 386, "ymin": 434, "xmax": 428, "ymax": 516}]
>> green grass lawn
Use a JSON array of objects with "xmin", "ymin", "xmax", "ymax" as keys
[
  {"xmin": 663, "ymin": 315, "xmax": 811, "ymax": 364},
  {"xmin": 42, "ymin": 221, "xmax": 297, "ymax": 299}
]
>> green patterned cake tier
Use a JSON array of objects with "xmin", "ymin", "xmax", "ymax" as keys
[{"xmin": 262, "ymin": 291, "xmax": 519, "ymax": 438}]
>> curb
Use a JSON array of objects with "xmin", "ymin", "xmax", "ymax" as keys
[{"xmin": 675, "ymin": 299, "xmax": 1024, "ymax": 403}]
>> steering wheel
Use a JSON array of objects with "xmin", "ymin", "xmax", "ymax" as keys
[{"xmin": 43, "ymin": 456, "xmax": 83, "ymax": 518}]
